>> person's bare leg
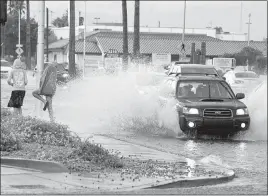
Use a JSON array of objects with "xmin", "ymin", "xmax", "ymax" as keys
[
  {"xmin": 46, "ymin": 96, "xmax": 54, "ymax": 122},
  {"xmin": 18, "ymin": 107, "xmax": 22, "ymax": 115},
  {"xmin": 13, "ymin": 108, "xmax": 19, "ymax": 116},
  {"xmin": 32, "ymin": 89, "xmax": 46, "ymax": 104}
]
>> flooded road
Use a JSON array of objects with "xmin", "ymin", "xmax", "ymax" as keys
[{"xmin": 1, "ymin": 72, "xmax": 267, "ymax": 194}]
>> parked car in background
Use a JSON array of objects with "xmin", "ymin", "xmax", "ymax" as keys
[
  {"xmin": 34, "ymin": 62, "xmax": 70, "ymax": 85},
  {"xmin": 1, "ymin": 59, "xmax": 12, "ymax": 78},
  {"xmin": 223, "ymin": 70, "xmax": 261, "ymax": 94}
]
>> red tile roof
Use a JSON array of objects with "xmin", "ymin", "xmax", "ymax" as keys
[
  {"xmin": 48, "ymin": 31, "xmax": 267, "ymax": 56},
  {"xmin": 46, "ymin": 39, "xmax": 69, "ymax": 50},
  {"xmin": 75, "ymin": 40, "xmax": 101, "ymax": 54},
  {"xmin": 94, "ymin": 31, "xmax": 266, "ymax": 56}
]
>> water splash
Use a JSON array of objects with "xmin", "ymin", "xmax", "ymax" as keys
[
  {"xmin": 235, "ymin": 81, "xmax": 267, "ymax": 141},
  {"xmin": 51, "ymin": 70, "xmax": 181, "ymax": 138}
]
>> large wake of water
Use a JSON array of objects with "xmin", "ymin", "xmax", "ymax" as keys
[{"xmin": 39, "ymin": 68, "xmax": 266, "ymax": 141}]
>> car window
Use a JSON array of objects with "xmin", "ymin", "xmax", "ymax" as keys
[
  {"xmin": 56, "ymin": 64, "xmax": 65, "ymax": 71},
  {"xmin": 177, "ymin": 80, "xmax": 234, "ymax": 99},
  {"xmin": 1, "ymin": 61, "xmax": 11, "ymax": 67},
  {"xmin": 235, "ymin": 72, "xmax": 258, "ymax": 78},
  {"xmin": 181, "ymin": 68, "xmax": 218, "ymax": 75}
]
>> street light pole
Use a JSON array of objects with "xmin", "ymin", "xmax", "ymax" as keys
[
  {"xmin": 182, "ymin": 0, "xmax": 186, "ymax": 45},
  {"xmin": 18, "ymin": 10, "xmax": 20, "ymax": 47},
  {"xmin": 83, "ymin": 1, "xmax": 86, "ymax": 79},
  {"xmin": 35, "ymin": 1, "xmax": 45, "ymax": 118},
  {"xmin": 246, "ymin": 13, "xmax": 251, "ymax": 71},
  {"xmin": 246, "ymin": 13, "xmax": 251, "ymax": 47},
  {"xmin": 239, "ymin": 1, "xmax": 243, "ymax": 33},
  {"xmin": 180, "ymin": 0, "xmax": 187, "ymax": 60}
]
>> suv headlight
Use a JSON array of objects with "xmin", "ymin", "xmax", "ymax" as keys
[
  {"xmin": 236, "ymin": 108, "xmax": 249, "ymax": 115},
  {"xmin": 183, "ymin": 107, "xmax": 199, "ymax": 115}
]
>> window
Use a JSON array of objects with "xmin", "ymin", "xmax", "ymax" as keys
[
  {"xmin": 54, "ymin": 54, "xmax": 57, "ymax": 62},
  {"xmin": 181, "ymin": 68, "xmax": 218, "ymax": 75},
  {"xmin": 0, "ymin": 60, "xmax": 11, "ymax": 67},
  {"xmin": 177, "ymin": 81, "xmax": 234, "ymax": 99}
]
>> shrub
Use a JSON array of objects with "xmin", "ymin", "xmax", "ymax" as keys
[
  {"xmin": 1, "ymin": 112, "xmax": 80, "ymax": 147},
  {"xmin": 1, "ymin": 126, "xmax": 22, "ymax": 152},
  {"xmin": 69, "ymin": 139, "xmax": 123, "ymax": 169},
  {"xmin": 1, "ymin": 107, "xmax": 123, "ymax": 171}
]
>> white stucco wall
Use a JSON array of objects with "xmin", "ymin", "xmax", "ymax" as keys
[
  {"xmin": 51, "ymin": 25, "xmax": 217, "ymax": 39},
  {"xmin": 48, "ymin": 51, "xmax": 66, "ymax": 63},
  {"xmin": 216, "ymin": 33, "xmax": 247, "ymax": 41}
]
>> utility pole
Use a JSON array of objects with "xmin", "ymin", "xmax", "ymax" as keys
[
  {"xmin": 46, "ymin": 7, "xmax": 49, "ymax": 62},
  {"xmin": 83, "ymin": 1, "xmax": 86, "ymax": 78},
  {"xmin": 246, "ymin": 13, "xmax": 251, "ymax": 71},
  {"xmin": 35, "ymin": 1, "xmax": 45, "ymax": 118}
]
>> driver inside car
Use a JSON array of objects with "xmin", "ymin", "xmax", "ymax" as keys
[{"xmin": 180, "ymin": 85, "xmax": 195, "ymax": 97}]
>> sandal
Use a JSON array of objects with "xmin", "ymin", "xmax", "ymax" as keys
[{"xmin": 43, "ymin": 101, "xmax": 49, "ymax": 111}]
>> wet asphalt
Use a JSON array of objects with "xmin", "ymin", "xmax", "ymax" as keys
[{"xmin": 105, "ymin": 132, "xmax": 267, "ymax": 195}]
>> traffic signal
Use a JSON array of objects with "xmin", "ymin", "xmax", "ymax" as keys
[{"xmin": 0, "ymin": 0, "xmax": 7, "ymax": 25}]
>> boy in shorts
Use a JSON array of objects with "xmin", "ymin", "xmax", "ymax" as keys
[{"xmin": 7, "ymin": 58, "xmax": 28, "ymax": 116}]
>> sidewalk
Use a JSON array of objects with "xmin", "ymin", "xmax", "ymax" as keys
[{"xmin": 1, "ymin": 134, "xmax": 235, "ymax": 194}]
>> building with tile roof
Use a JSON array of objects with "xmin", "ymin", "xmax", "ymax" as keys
[{"xmin": 46, "ymin": 30, "xmax": 266, "ymax": 70}]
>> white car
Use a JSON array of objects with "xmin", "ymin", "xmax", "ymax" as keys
[
  {"xmin": 1, "ymin": 59, "xmax": 12, "ymax": 78},
  {"xmin": 223, "ymin": 70, "xmax": 261, "ymax": 94}
]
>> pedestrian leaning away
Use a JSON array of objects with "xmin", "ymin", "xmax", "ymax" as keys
[
  {"xmin": 32, "ymin": 63, "xmax": 57, "ymax": 122},
  {"xmin": 7, "ymin": 58, "xmax": 28, "ymax": 116}
]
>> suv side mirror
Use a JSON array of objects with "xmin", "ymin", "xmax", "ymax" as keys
[{"xmin": 236, "ymin": 93, "xmax": 245, "ymax": 100}]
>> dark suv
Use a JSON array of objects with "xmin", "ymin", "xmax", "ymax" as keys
[{"xmin": 174, "ymin": 75, "xmax": 250, "ymax": 137}]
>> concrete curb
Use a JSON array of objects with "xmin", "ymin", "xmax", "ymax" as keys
[
  {"xmin": 1, "ymin": 157, "xmax": 69, "ymax": 173},
  {"xmin": 146, "ymin": 171, "xmax": 235, "ymax": 189},
  {"xmin": 92, "ymin": 134, "xmax": 236, "ymax": 190}
]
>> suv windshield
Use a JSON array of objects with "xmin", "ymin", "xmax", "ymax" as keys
[{"xmin": 177, "ymin": 80, "xmax": 234, "ymax": 99}]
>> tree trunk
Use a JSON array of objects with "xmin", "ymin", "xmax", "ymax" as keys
[
  {"xmin": 26, "ymin": 0, "xmax": 31, "ymax": 69},
  {"xmin": 122, "ymin": 0, "xmax": 128, "ymax": 71},
  {"xmin": 1, "ymin": 25, "xmax": 5, "ymax": 59},
  {"xmin": 133, "ymin": 0, "xmax": 140, "ymax": 61},
  {"xmin": 69, "ymin": 0, "xmax": 76, "ymax": 76}
]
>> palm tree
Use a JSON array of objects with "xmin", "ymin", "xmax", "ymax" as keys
[
  {"xmin": 26, "ymin": 0, "xmax": 31, "ymax": 69},
  {"xmin": 133, "ymin": 0, "xmax": 140, "ymax": 63},
  {"xmin": 8, "ymin": 0, "xmax": 26, "ymax": 16},
  {"xmin": 69, "ymin": 0, "xmax": 76, "ymax": 76},
  {"xmin": 122, "ymin": 0, "xmax": 128, "ymax": 71}
]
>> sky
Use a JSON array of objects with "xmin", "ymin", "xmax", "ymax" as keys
[{"xmin": 29, "ymin": 1, "xmax": 267, "ymax": 41}]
